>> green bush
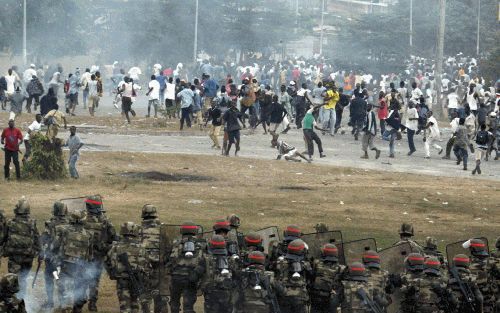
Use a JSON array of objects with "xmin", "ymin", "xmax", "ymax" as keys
[{"xmin": 22, "ymin": 133, "xmax": 68, "ymax": 180}]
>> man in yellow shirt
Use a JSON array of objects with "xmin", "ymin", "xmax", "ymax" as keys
[
  {"xmin": 44, "ymin": 106, "xmax": 67, "ymax": 141},
  {"xmin": 322, "ymin": 83, "xmax": 339, "ymax": 136}
]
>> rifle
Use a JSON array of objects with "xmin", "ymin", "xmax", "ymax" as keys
[
  {"xmin": 255, "ymin": 271, "xmax": 281, "ymax": 313},
  {"xmin": 31, "ymin": 256, "xmax": 43, "ymax": 288},
  {"xmin": 356, "ymin": 287, "xmax": 383, "ymax": 313},
  {"xmin": 118, "ymin": 253, "xmax": 145, "ymax": 298},
  {"xmin": 449, "ymin": 266, "xmax": 477, "ymax": 312}
]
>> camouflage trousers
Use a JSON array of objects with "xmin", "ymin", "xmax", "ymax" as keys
[
  {"xmin": 58, "ymin": 262, "xmax": 89, "ymax": 313},
  {"xmin": 86, "ymin": 259, "xmax": 104, "ymax": 306},
  {"xmin": 310, "ymin": 294, "xmax": 338, "ymax": 313},
  {"xmin": 116, "ymin": 278, "xmax": 150, "ymax": 313},
  {"xmin": 144, "ymin": 266, "xmax": 168, "ymax": 313},
  {"xmin": 169, "ymin": 278, "xmax": 197, "ymax": 313},
  {"xmin": 7, "ymin": 256, "xmax": 33, "ymax": 296},
  {"xmin": 203, "ymin": 289, "xmax": 232, "ymax": 313}
]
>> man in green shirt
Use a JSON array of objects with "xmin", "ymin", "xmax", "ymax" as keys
[{"xmin": 303, "ymin": 106, "xmax": 326, "ymax": 161}]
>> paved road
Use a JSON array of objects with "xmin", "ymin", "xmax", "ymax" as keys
[{"xmin": 59, "ymin": 94, "xmax": 500, "ymax": 181}]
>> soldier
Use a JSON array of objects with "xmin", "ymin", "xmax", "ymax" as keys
[
  {"xmin": 201, "ymin": 234, "xmax": 237, "ymax": 313},
  {"xmin": 492, "ymin": 237, "xmax": 500, "ymax": 312},
  {"xmin": 167, "ymin": 221, "xmax": 205, "ymax": 313},
  {"xmin": 401, "ymin": 256, "xmax": 455, "ymax": 313},
  {"xmin": 339, "ymin": 262, "xmax": 381, "ymax": 313},
  {"xmin": 314, "ymin": 222, "xmax": 329, "ymax": 233},
  {"xmin": 40, "ymin": 201, "xmax": 69, "ymax": 309},
  {"xmin": 227, "ymin": 213, "xmax": 242, "ymax": 247},
  {"xmin": 448, "ymin": 254, "xmax": 483, "ymax": 313},
  {"xmin": 2, "ymin": 197, "xmax": 40, "ymax": 295},
  {"xmin": 240, "ymin": 232, "xmax": 265, "ymax": 267},
  {"xmin": 83, "ymin": 195, "xmax": 117, "ymax": 312},
  {"xmin": 106, "ymin": 222, "xmax": 151, "ymax": 313},
  {"xmin": 51, "ymin": 209, "xmax": 93, "ymax": 313},
  {"xmin": 309, "ymin": 243, "xmax": 344, "ymax": 313},
  {"xmin": 399, "ymin": 252, "xmax": 425, "ymax": 312},
  {"xmin": 275, "ymin": 239, "xmax": 311, "ymax": 313},
  {"xmin": 213, "ymin": 218, "xmax": 239, "ymax": 256},
  {"xmin": 269, "ymin": 225, "xmax": 302, "ymax": 270},
  {"xmin": 422, "ymin": 236, "xmax": 446, "ymax": 265},
  {"xmin": 0, "ymin": 209, "xmax": 6, "ymax": 267},
  {"xmin": 235, "ymin": 251, "xmax": 282, "ymax": 313},
  {"xmin": 466, "ymin": 238, "xmax": 497, "ymax": 312},
  {"xmin": 0, "ymin": 273, "xmax": 27, "ymax": 313},
  {"xmin": 140, "ymin": 204, "xmax": 167, "ymax": 313},
  {"xmin": 394, "ymin": 223, "xmax": 424, "ymax": 253},
  {"xmin": 361, "ymin": 250, "xmax": 391, "ymax": 311}
]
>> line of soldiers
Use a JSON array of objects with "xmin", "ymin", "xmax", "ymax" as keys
[{"xmin": 0, "ymin": 197, "xmax": 499, "ymax": 313}]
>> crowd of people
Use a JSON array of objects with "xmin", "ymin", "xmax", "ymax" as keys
[
  {"xmin": 0, "ymin": 196, "xmax": 498, "ymax": 313},
  {"xmin": 1, "ymin": 53, "xmax": 499, "ymax": 179}
]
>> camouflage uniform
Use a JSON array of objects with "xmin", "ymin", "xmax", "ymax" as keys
[
  {"xmin": 269, "ymin": 225, "xmax": 302, "ymax": 271},
  {"xmin": 468, "ymin": 239, "xmax": 497, "ymax": 313},
  {"xmin": 310, "ymin": 243, "xmax": 344, "ymax": 313},
  {"xmin": 227, "ymin": 214, "xmax": 243, "ymax": 249},
  {"xmin": 400, "ymin": 256, "xmax": 455, "ymax": 313},
  {"xmin": 234, "ymin": 251, "xmax": 281, "ymax": 313},
  {"xmin": 339, "ymin": 262, "xmax": 379, "ymax": 313},
  {"xmin": 239, "ymin": 232, "xmax": 265, "ymax": 269},
  {"xmin": 40, "ymin": 201, "xmax": 69, "ymax": 308},
  {"xmin": 492, "ymin": 238, "xmax": 500, "ymax": 312},
  {"xmin": 0, "ymin": 273, "xmax": 27, "ymax": 313},
  {"xmin": 361, "ymin": 250, "xmax": 391, "ymax": 311},
  {"xmin": 422, "ymin": 236, "xmax": 446, "ymax": 266},
  {"xmin": 275, "ymin": 239, "xmax": 311, "ymax": 313},
  {"xmin": 167, "ymin": 222, "xmax": 205, "ymax": 313},
  {"xmin": 448, "ymin": 254, "xmax": 483, "ymax": 313},
  {"xmin": 107, "ymin": 222, "xmax": 151, "ymax": 313},
  {"xmin": 140, "ymin": 205, "xmax": 168, "ymax": 313},
  {"xmin": 393, "ymin": 223, "xmax": 424, "ymax": 254},
  {"xmin": 201, "ymin": 235, "xmax": 237, "ymax": 313},
  {"xmin": 83, "ymin": 195, "xmax": 117, "ymax": 311},
  {"xmin": 2, "ymin": 198, "xmax": 40, "ymax": 295},
  {"xmin": 0, "ymin": 209, "xmax": 6, "ymax": 267},
  {"xmin": 213, "ymin": 219, "xmax": 239, "ymax": 256},
  {"xmin": 51, "ymin": 209, "xmax": 94, "ymax": 313}
]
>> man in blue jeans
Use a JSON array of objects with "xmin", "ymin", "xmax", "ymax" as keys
[
  {"xmin": 385, "ymin": 106, "xmax": 401, "ymax": 158},
  {"xmin": 66, "ymin": 126, "xmax": 83, "ymax": 178}
]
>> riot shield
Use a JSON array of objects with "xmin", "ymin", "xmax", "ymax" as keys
[
  {"xmin": 446, "ymin": 237, "xmax": 489, "ymax": 268},
  {"xmin": 338, "ymin": 238, "xmax": 377, "ymax": 265},
  {"xmin": 158, "ymin": 224, "xmax": 204, "ymax": 297},
  {"xmin": 380, "ymin": 242, "xmax": 416, "ymax": 313},
  {"xmin": 59, "ymin": 197, "xmax": 87, "ymax": 211},
  {"xmin": 254, "ymin": 226, "xmax": 281, "ymax": 254},
  {"xmin": 301, "ymin": 231, "xmax": 343, "ymax": 260},
  {"xmin": 379, "ymin": 242, "xmax": 415, "ymax": 274}
]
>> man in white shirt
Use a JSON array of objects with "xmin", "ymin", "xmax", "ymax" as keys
[
  {"xmin": 405, "ymin": 101, "xmax": 419, "ymax": 155},
  {"xmin": 87, "ymin": 74, "xmax": 99, "ymax": 116},
  {"xmin": 164, "ymin": 77, "xmax": 176, "ymax": 119},
  {"xmin": 447, "ymin": 89, "xmax": 460, "ymax": 120},
  {"xmin": 410, "ymin": 81, "xmax": 423, "ymax": 103},
  {"xmin": 22, "ymin": 114, "xmax": 42, "ymax": 164},
  {"xmin": 423, "ymin": 110, "xmax": 443, "ymax": 158},
  {"xmin": 22, "ymin": 64, "xmax": 37, "ymax": 85},
  {"xmin": 146, "ymin": 75, "xmax": 160, "ymax": 118},
  {"xmin": 80, "ymin": 68, "xmax": 92, "ymax": 109}
]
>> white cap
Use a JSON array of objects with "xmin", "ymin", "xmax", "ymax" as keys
[
  {"xmin": 289, "ymin": 81, "xmax": 296, "ymax": 86},
  {"xmin": 30, "ymin": 63, "xmax": 36, "ymax": 68}
]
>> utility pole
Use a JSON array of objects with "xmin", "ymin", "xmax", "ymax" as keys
[
  {"xmin": 476, "ymin": 0, "xmax": 480, "ymax": 56},
  {"xmin": 435, "ymin": 0, "xmax": 446, "ymax": 119},
  {"xmin": 319, "ymin": 0, "xmax": 325, "ymax": 55},
  {"xmin": 23, "ymin": 0, "xmax": 27, "ymax": 65},
  {"xmin": 193, "ymin": 0, "xmax": 199, "ymax": 62},
  {"xmin": 295, "ymin": 0, "xmax": 299, "ymax": 34},
  {"xmin": 409, "ymin": 0, "xmax": 413, "ymax": 48}
]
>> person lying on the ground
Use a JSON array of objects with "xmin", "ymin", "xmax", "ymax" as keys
[{"xmin": 276, "ymin": 140, "xmax": 311, "ymax": 163}]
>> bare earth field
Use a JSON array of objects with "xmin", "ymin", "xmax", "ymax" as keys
[{"xmin": 0, "ymin": 151, "xmax": 499, "ymax": 312}]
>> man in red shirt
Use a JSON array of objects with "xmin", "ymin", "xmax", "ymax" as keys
[{"xmin": 1, "ymin": 119, "xmax": 23, "ymax": 180}]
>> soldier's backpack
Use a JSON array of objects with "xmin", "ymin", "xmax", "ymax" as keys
[
  {"xmin": 141, "ymin": 226, "xmax": 161, "ymax": 264},
  {"xmin": 112, "ymin": 243, "xmax": 145, "ymax": 278},
  {"xmin": 60, "ymin": 226, "xmax": 92, "ymax": 263},
  {"xmin": 4, "ymin": 219, "xmax": 37, "ymax": 257}
]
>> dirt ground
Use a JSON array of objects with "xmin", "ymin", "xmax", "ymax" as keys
[{"xmin": 0, "ymin": 151, "xmax": 498, "ymax": 312}]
